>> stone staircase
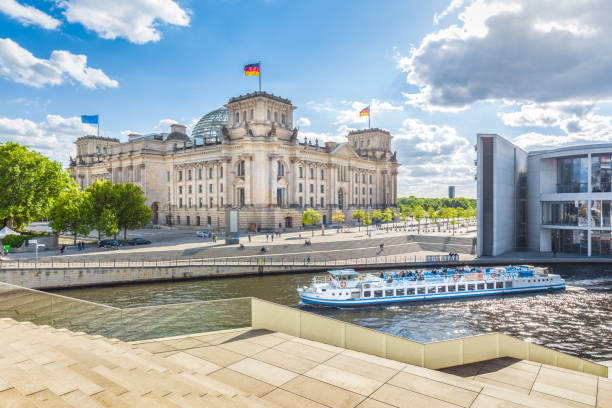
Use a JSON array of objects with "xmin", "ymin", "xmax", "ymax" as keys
[{"xmin": 0, "ymin": 318, "xmax": 281, "ymax": 407}]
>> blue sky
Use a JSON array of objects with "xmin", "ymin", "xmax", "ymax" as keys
[{"xmin": 2, "ymin": 0, "xmax": 612, "ymax": 198}]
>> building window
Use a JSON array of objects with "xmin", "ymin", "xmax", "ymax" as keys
[
  {"xmin": 542, "ymin": 201, "xmax": 588, "ymax": 226},
  {"xmin": 199, "ymin": 184, "xmax": 202, "ymax": 193},
  {"xmin": 189, "ymin": 198, "xmax": 192, "ymax": 208},
  {"xmin": 362, "ymin": 174, "xmax": 366, "ymax": 183},
  {"xmin": 249, "ymin": 109, "xmax": 254, "ymax": 120},
  {"xmin": 178, "ymin": 171, "xmax": 182, "ymax": 181},
  {"xmin": 355, "ymin": 187, "xmax": 358, "ymax": 195},
  {"xmin": 355, "ymin": 173, "xmax": 358, "ymax": 182},
  {"xmin": 238, "ymin": 188, "xmax": 245, "ymax": 207},
  {"xmin": 209, "ymin": 197, "xmax": 213, "ymax": 208},
  {"xmin": 209, "ymin": 167, "xmax": 213, "ymax": 178},
  {"xmin": 592, "ymin": 154, "xmax": 612, "ymax": 192},
  {"xmin": 320, "ymin": 185, "xmax": 324, "ymax": 193},
  {"xmin": 220, "ymin": 183, "xmax": 223, "ymax": 193},
  {"xmin": 320, "ymin": 169, "xmax": 324, "ymax": 179},
  {"xmin": 362, "ymin": 187, "xmax": 365, "ymax": 194},
  {"xmin": 95, "ymin": 146, "xmax": 99, "ymax": 153},
  {"xmin": 103, "ymin": 147, "xmax": 107, "ymax": 154},
  {"xmin": 177, "ymin": 216, "xmax": 180, "ymax": 224},
  {"xmin": 370, "ymin": 198, "xmax": 372, "ymax": 206},
  {"xmin": 281, "ymin": 113, "xmax": 286, "ymax": 125},
  {"xmin": 310, "ymin": 167, "xmax": 314, "ymax": 179},
  {"xmin": 277, "ymin": 161, "xmax": 284, "ymax": 177},
  {"xmin": 274, "ymin": 111, "xmax": 278, "ymax": 122},
  {"xmin": 237, "ymin": 161, "xmax": 245, "ymax": 177},
  {"xmin": 320, "ymin": 198, "xmax": 324, "ymax": 207},
  {"xmin": 242, "ymin": 110, "xmax": 246, "ymax": 123},
  {"xmin": 310, "ymin": 197, "xmax": 314, "ymax": 208},
  {"xmin": 370, "ymin": 188, "xmax": 372, "ymax": 195},
  {"xmin": 179, "ymin": 186, "xmax": 182, "ymax": 195},
  {"xmin": 299, "ymin": 167, "xmax": 303, "ymax": 178},
  {"xmin": 219, "ymin": 166, "xmax": 223, "ymax": 178},
  {"xmin": 370, "ymin": 174, "xmax": 373, "ymax": 184},
  {"xmin": 199, "ymin": 198, "xmax": 202, "ymax": 208},
  {"xmin": 557, "ymin": 157, "xmax": 588, "ymax": 193},
  {"xmin": 188, "ymin": 185, "xmax": 192, "ymax": 194},
  {"xmin": 179, "ymin": 198, "xmax": 182, "ymax": 208},
  {"xmin": 198, "ymin": 168, "xmax": 202, "ymax": 179},
  {"xmin": 188, "ymin": 169, "xmax": 192, "ymax": 180},
  {"xmin": 167, "ymin": 171, "xmax": 170, "ymax": 182},
  {"xmin": 310, "ymin": 184, "xmax": 314, "ymax": 193},
  {"xmin": 209, "ymin": 184, "xmax": 213, "ymax": 193},
  {"xmin": 299, "ymin": 196, "xmax": 303, "ymax": 207},
  {"xmin": 235, "ymin": 112, "xmax": 239, "ymax": 123},
  {"xmin": 220, "ymin": 197, "xmax": 224, "ymax": 206},
  {"xmin": 299, "ymin": 183, "xmax": 303, "ymax": 192}
]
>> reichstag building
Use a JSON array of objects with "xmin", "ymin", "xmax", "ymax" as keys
[{"xmin": 70, "ymin": 91, "xmax": 400, "ymax": 232}]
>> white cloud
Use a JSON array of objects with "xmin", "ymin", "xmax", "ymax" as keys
[
  {"xmin": 399, "ymin": 0, "xmax": 612, "ymax": 111},
  {"xmin": 393, "ymin": 118, "xmax": 475, "ymax": 197},
  {"xmin": 0, "ymin": 37, "xmax": 118, "ymax": 88},
  {"xmin": 0, "ymin": 0, "xmax": 61, "ymax": 29},
  {"xmin": 308, "ymin": 99, "xmax": 403, "ymax": 125},
  {"xmin": 154, "ymin": 118, "xmax": 179, "ymax": 132},
  {"xmin": 433, "ymin": 0, "xmax": 465, "ymax": 25},
  {"xmin": 58, "ymin": 0, "xmax": 190, "ymax": 44},
  {"xmin": 0, "ymin": 114, "xmax": 96, "ymax": 163},
  {"xmin": 296, "ymin": 117, "xmax": 311, "ymax": 127}
]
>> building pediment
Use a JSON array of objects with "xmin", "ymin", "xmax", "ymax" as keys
[{"xmin": 330, "ymin": 143, "xmax": 361, "ymax": 159}]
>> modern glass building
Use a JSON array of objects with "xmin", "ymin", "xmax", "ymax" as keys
[{"xmin": 477, "ymin": 133, "xmax": 612, "ymax": 257}]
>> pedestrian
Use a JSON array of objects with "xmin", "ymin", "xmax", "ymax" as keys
[
  {"xmin": 307, "ymin": 256, "xmax": 311, "ymax": 264},
  {"xmin": 266, "ymin": 234, "xmax": 269, "ymax": 242},
  {"xmin": 248, "ymin": 233, "xmax": 251, "ymax": 243},
  {"xmin": 60, "ymin": 245, "xmax": 65, "ymax": 254},
  {"xmin": 271, "ymin": 235, "xmax": 274, "ymax": 242}
]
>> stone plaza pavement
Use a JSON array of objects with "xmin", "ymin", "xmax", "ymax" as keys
[{"xmin": 0, "ymin": 317, "xmax": 609, "ymax": 407}]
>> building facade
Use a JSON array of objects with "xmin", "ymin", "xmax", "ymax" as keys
[
  {"xmin": 477, "ymin": 133, "xmax": 612, "ymax": 257},
  {"xmin": 69, "ymin": 92, "xmax": 400, "ymax": 232},
  {"xmin": 448, "ymin": 186, "xmax": 455, "ymax": 199}
]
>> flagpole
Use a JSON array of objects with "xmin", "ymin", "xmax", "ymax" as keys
[
  {"xmin": 258, "ymin": 60, "xmax": 261, "ymax": 92},
  {"xmin": 368, "ymin": 105, "xmax": 371, "ymax": 129}
]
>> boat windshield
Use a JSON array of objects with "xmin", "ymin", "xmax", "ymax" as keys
[{"xmin": 328, "ymin": 269, "xmax": 359, "ymax": 281}]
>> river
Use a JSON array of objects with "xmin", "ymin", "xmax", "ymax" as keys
[{"xmin": 52, "ymin": 264, "xmax": 612, "ymax": 362}]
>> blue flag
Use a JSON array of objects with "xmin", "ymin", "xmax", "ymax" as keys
[{"xmin": 81, "ymin": 115, "xmax": 99, "ymax": 125}]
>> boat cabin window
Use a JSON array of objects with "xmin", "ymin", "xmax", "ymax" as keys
[
  {"xmin": 417, "ymin": 287, "xmax": 425, "ymax": 294},
  {"xmin": 458, "ymin": 284, "xmax": 466, "ymax": 291},
  {"xmin": 437, "ymin": 286, "xmax": 446, "ymax": 293},
  {"xmin": 396, "ymin": 289, "xmax": 405, "ymax": 296},
  {"xmin": 496, "ymin": 282, "xmax": 503, "ymax": 289},
  {"xmin": 407, "ymin": 288, "xmax": 415, "ymax": 295},
  {"xmin": 363, "ymin": 291, "xmax": 371, "ymax": 297},
  {"xmin": 477, "ymin": 283, "xmax": 485, "ymax": 290},
  {"xmin": 428, "ymin": 286, "xmax": 436, "ymax": 294},
  {"xmin": 447, "ymin": 285, "xmax": 456, "ymax": 292},
  {"xmin": 486, "ymin": 282, "xmax": 494, "ymax": 289},
  {"xmin": 364, "ymin": 284, "xmax": 370, "ymax": 289},
  {"xmin": 321, "ymin": 289, "xmax": 326, "ymax": 292},
  {"xmin": 374, "ymin": 290, "xmax": 383, "ymax": 297},
  {"xmin": 505, "ymin": 281, "xmax": 513, "ymax": 288},
  {"xmin": 467, "ymin": 284, "xmax": 475, "ymax": 291},
  {"xmin": 385, "ymin": 289, "xmax": 394, "ymax": 297}
]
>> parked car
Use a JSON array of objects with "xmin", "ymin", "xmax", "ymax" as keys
[
  {"xmin": 100, "ymin": 239, "xmax": 126, "ymax": 248},
  {"xmin": 196, "ymin": 230, "xmax": 210, "ymax": 238},
  {"xmin": 128, "ymin": 238, "xmax": 151, "ymax": 245}
]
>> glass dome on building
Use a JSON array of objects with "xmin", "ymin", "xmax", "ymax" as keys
[{"xmin": 191, "ymin": 107, "xmax": 228, "ymax": 141}]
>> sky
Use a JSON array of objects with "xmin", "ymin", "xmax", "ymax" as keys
[{"xmin": 2, "ymin": 0, "xmax": 612, "ymax": 199}]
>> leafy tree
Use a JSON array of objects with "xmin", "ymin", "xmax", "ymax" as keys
[
  {"xmin": 383, "ymin": 207, "xmax": 393, "ymax": 225},
  {"xmin": 85, "ymin": 180, "xmax": 117, "ymax": 239},
  {"xmin": 113, "ymin": 183, "xmax": 152, "ymax": 240},
  {"xmin": 352, "ymin": 209, "xmax": 364, "ymax": 231},
  {"xmin": 0, "ymin": 142, "xmax": 70, "ymax": 229},
  {"xmin": 331, "ymin": 209, "xmax": 345, "ymax": 232},
  {"xmin": 372, "ymin": 209, "xmax": 383, "ymax": 227},
  {"xmin": 400, "ymin": 208, "xmax": 411, "ymax": 227},
  {"xmin": 439, "ymin": 207, "xmax": 456, "ymax": 231},
  {"xmin": 49, "ymin": 186, "xmax": 92, "ymax": 244},
  {"xmin": 302, "ymin": 208, "xmax": 322, "ymax": 236},
  {"xmin": 1, "ymin": 234, "xmax": 24, "ymax": 250},
  {"xmin": 427, "ymin": 207, "xmax": 437, "ymax": 224},
  {"xmin": 412, "ymin": 205, "xmax": 426, "ymax": 234},
  {"xmin": 364, "ymin": 212, "xmax": 372, "ymax": 232}
]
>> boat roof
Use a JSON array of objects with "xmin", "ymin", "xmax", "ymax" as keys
[{"xmin": 328, "ymin": 269, "xmax": 358, "ymax": 276}]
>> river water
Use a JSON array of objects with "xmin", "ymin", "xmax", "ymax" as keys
[{"xmin": 52, "ymin": 264, "xmax": 612, "ymax": 362}]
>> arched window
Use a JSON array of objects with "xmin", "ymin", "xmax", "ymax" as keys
[
  {"xmin": 242, "ymin": 110, "xmax": 247, "ymax": 122},
  {"xmin": 237, "ymin": 160, "xmax": 245, "ymax": 177},
  {"xmin": 95, "ymin": 146, "xmax": 100, "ymax": 153},
  {"xmin": 277, "ymin": 161, "xmax": 284, "ymax": 177},
  {"xmin": 102, "ymin": 147, "xmax": 107, "ymax": 154},
  {"xmin": 235, "ymin": 112, "xmax": 240, "ymax": 124}
]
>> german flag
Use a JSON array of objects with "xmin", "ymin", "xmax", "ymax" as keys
[
  {"xmin": 244, "ymin": 63, "xmax": 260, "ymax": 76},
  {"xmin": 359, "ymin": 106, "xmax": 370, "ymax": 117}
]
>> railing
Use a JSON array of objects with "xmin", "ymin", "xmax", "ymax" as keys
[
  {"xmin": 0, "ymin": 254, "xmax": 471, "ymax": 270},
  {"xmin": 0, "ymin": 281, "xmax": 250, "ymax": 342}
]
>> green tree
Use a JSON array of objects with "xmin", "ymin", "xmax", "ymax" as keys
[
  {"xmin": 352, "ymin": 209, "xmax": 364, "ymax": 231},
  {"xmin": 49, "ymin": 186, "xmax": 92, "ymax": 244},
  {"xmin": 331, "ymin": 209, "xmax": 345, "ymax": 232},
  {"xmin": 400, "ymin": 208, "xmax": 411, "ymax": 227},
  {"xmin": 364, "ymin": 212, "xmax": 372, "ymax": 232},
  {"xmin": 412, "ymin": 205, "xmax": 426, "ymax": 234},
  {"xmin": 113, "ymin": 183, "xmax": 152, "ymax": 240},
  {"xmin": 382, "ymin": 207, "xmax": 393, "ymax": 230},
  {"xmin": 0, "ymin": 142, "xmax": 70, "ymax": 229},
  {"xmin": 439, "ymin": 207, "xmax": 456, "ymax": 232},
  {"xmin": 85, "ymin": 180, "xmax": 117, "ymax": 239},
  {"xmin": 302, "ymin": 208, "xmax": 322, "ymax": 236},
  {"xmin": 372, "ymin": 209, "xmax": 383, "ymax": 227}
]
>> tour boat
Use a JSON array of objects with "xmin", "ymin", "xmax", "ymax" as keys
[{"xmin": 297, "ymin": 265, "xmax": 565, "ymax": 307}]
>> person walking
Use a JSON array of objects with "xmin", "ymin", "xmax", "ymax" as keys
[{"xmin": 248, "ymin": 233, "xmax": 251, "ymax": 243}]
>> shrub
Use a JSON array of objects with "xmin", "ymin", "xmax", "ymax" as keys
[{"xmin": 2, "ymin": 234, "xmax": 24, "ymax": 249}]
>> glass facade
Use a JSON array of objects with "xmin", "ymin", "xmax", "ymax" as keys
[
  {"xmin": 591, "ymin": 154, "xmax": 612, "ymax": 192},
  {"xmin": 551, "ymin": 229, "xmax": 588, "ymax": 255},
  {"xmin": 590, "ymin": 200, "xmax": 612, "ymax": 227},
  {"xmin": 556, "ymin": 157, "xmax": 588, "ymax": 193},
  {"xmin": 542, "ymin": 201, "xmax": 588, "ymax": 226}
]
